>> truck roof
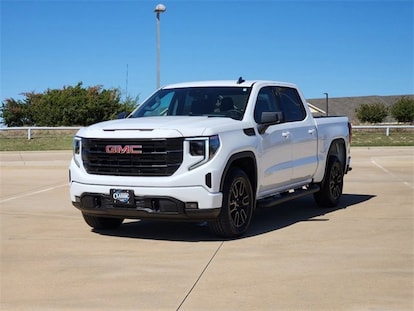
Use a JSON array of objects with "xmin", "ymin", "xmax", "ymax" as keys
[{"xmin": 163, "ymin": 80, "xmax": 298, "ymax": 89}]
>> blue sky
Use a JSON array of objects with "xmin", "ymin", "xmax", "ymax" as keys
[{"xmin": 1, "ymin": 0, "xmax": 413, "ymax": 103}]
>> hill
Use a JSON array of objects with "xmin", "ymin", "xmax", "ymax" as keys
[{"xmin": 307, "ymin": 94, "xmax": 414, "ymax": 124}]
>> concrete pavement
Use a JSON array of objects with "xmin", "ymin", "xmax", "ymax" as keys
[{"xmin": 0, "ymin": 147, "xmax": 413, "ymax": 310}]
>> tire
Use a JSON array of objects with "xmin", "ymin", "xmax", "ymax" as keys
[
  {"xmin": 209, "ymin": 168, "xmax": 254, "ymax": 238},
  {"xmin": 314, "ymin": 156, "xmax": 344, "ymax": 207},
  {"xmin": 82, "ymin": 213, "xmax": 124, "ymax": 230}
]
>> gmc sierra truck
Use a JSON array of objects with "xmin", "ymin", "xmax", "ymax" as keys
[{"xmin": 69, "ymin": 78, "xmax": 352, "ymax": 238}]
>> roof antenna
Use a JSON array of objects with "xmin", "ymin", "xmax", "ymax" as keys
[{"xmin": 237, "ymin": 76, "xmax": 245, "ymax": 84}]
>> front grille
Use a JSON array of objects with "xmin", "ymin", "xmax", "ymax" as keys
[{"xmin": 82, "ymin": 138, "xmax": 184, "ymax": 176}]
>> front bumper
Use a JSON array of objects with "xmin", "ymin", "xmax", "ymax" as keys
[{"xmin": 70, "ymin": 182, "xmax": 222, "ymax": 220}]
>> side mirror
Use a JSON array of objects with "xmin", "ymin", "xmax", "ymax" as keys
[
  {"xmin": 258, "ymin": 111, "xmax": 284, "ymax": 134},
  {"xmin": 261, "ymin": 111, "xmax": 283, "ymax": 124}
]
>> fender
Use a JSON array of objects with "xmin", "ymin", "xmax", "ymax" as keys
[{"xmin": 220, "ymin": 151, "xmax": 257, "ymax": 194}]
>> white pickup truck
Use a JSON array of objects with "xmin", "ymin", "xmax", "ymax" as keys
[{"xmin": 69, "ymin": 79, "xmax": 352, "ymax": 237}]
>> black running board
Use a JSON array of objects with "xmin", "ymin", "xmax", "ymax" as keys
[{"xmin": 257, "ymin": 185, "xmax": 320, "ymax": 208}]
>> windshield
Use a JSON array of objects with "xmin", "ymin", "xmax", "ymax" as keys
[{"xmin": 129, "ymin": 86, "xmax": 252, "ymax": 121}]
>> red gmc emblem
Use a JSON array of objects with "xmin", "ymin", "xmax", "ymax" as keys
[{"xmin": 105, "ymin": 145, "xmax": 142, "ymax": 154}]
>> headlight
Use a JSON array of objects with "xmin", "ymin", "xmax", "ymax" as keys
[
  {"xmin": 73, "ymin": 136, "xmax": 82, "ymax": 167},
  {"xmin": 188, "ymin": 135, "xmax": 220, "ymax": 170},
  {"xmin": 190, "ymin": 140, "xmax": 206, "ymax": 157}
]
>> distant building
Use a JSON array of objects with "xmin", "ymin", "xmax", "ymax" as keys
[{"xmin": 307, "ymin": 102, "xmax": 325, "ymax": 115}]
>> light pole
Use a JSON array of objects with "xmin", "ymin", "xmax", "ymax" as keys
[
  {"xmin": 155, "ymin": 4, "xmax": 166, "ymax": 89},
  {"xmin": 324, "ymin": 92, "xmax": 329, "ymax": 116}
]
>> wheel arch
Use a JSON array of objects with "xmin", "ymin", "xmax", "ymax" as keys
[
  {"xmin": 220, "ymin": 151, "xmax": 257, "ymax": 195},
  {"xmin": 327, "ymin": 138, "xmax": 347, "ymax": 172}
]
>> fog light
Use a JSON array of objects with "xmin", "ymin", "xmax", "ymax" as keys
[{"xmin": 185, "ymin": 202, "xmax": 199, "ymax": 209}]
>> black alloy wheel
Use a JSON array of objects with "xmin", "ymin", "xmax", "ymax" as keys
[{"xmin": 209, "ymin": 168, "xmax": 254, "ymax": 238}]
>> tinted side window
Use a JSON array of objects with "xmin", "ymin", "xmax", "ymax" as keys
[
  {"xmin": 276, "ymin": 87, "xmax": 306, "ymax": 122},
  {"xmin": 254, "ymin": 87, "xmax": 279, "ymax": 123}
]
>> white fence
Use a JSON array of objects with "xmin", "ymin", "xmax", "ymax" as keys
[
  {"xmin": 352, "ymin": 125, "xmax": 414, "ymax": 136},
  {"xmin": 0, "ymin": 126, "xmax": 81, "ymax": 139},
  {"xmin": 1, "ymin": 125, "xmax": 413, "ymax": 140}
]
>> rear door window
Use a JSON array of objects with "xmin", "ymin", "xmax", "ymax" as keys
[{"xmin": 275, "ymin": 87, "xmax": 306, "ymax": 122}]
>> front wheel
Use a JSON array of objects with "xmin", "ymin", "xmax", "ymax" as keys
[
  {"xmin": 82, "ymin": 213, "xmax": 124, "ymax": 230},
  {"xmin": 314, "ymin": 156, "xmax": 344, "ymax": 207},
  {"xmin": 208, "ymin": 168, "xmax": 254, "ymax": 238}
]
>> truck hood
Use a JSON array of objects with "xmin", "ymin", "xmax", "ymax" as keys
[{"xmin": 76, "ymin": 116, "xmax": 247, "ymax": 139}]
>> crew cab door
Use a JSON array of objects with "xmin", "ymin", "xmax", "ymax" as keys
[
  {"xmin": 275, "ymin": 86, "xmax": 318, "ymax": 183},
  {"xmin": 254, "ymin": 87, "xmax": 293, "ymax": 197}
]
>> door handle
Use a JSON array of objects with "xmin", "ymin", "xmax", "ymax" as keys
[
  {"xmin": 282, "ymin": 131, "xmax": 290, "ymax": 138},
  {"xmin": 308, "ymin": 129, "xmax": 316, "ymax": 135}
]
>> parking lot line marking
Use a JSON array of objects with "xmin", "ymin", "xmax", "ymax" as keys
[
  {"xmin": 176, "ymin": 241, "xmax": 224, "ymax": 311},
  {"xmin": 0, "ymin": 183, "xmax": 68, "ymax": 204},
  {"xmin": 371, "ymin": 159, "xmax": 414, "ymax": 189}
]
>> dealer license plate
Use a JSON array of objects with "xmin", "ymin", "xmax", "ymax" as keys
[{"xmin": 110, "ymin": 189, "xmax": 135, "ymax": 206}]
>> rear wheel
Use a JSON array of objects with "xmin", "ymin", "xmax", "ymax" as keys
[
  {"xmin": 314, "ymin": 156, "xmax": 344, "ymax": 207},
  {"xmin": 209, "ymin": 168, "xmax": 254, "ymax": 238},
  {"xmin": 82, "ymin": 213, "xmax": 124, "ymax": 229}
]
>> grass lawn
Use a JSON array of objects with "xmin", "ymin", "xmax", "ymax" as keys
[
  {"xmin": 0, "ymin": 135, "xmax": 74, "ymax": 151},
  {"xmin": 0, "ymin": 130, "xmax": 76, "ymax": 151},
  {"xmin": 351, "ymin": 129, "xmax": 414, "ymax": 146}
]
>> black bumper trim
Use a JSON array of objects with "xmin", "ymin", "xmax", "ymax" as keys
[{"xmin": 72, "ymin": 193, "xmax": 220, "ymax": 220}]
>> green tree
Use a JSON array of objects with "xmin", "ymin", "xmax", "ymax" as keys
[
  {"xmin": 1, "ymin": 82, "xmax": 138, "ymax": 127},
  {"xmin": 1, "ymin": 97, "xmax": 34, "ymax": 126},
  {"xmin": 356, "ymin": 102, "xmax": 388, "ymax": 124},
  {"xmin": 390, "ymin": 96, "xmax": 414, "ymax": 123}
]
